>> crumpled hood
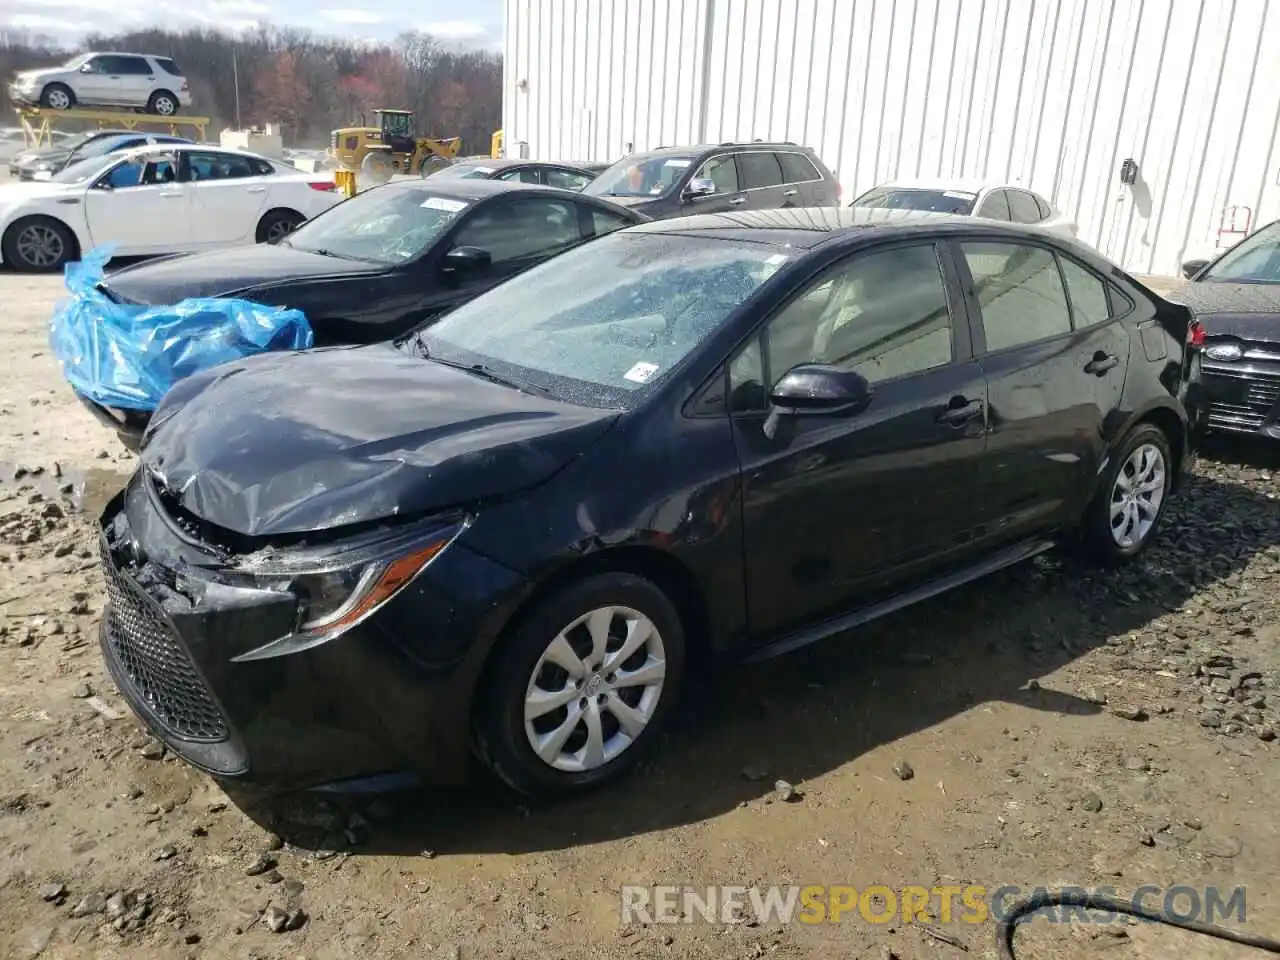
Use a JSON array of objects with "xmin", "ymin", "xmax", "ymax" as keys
[
  {"xmin": 103, "ymin": 244, "xmax": 387, "ymax": 304},
  {"xmin": 1165, "ymin": 281, "xmax": 1280, "ymax": 341},
  {"xmin": 140, "ymin": 343, "xmax": 619, "ymax": 539}
]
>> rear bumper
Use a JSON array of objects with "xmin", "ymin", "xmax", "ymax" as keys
[{"xmin": 1197, "ymin": 363, "xmax": 1280, "ymax": 441}]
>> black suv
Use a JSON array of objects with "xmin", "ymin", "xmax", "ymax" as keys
[{"xmin": 583, "ymin": 141, "xmax": 839, "ymax": 218}]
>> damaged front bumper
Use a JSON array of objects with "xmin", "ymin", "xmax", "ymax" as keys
[{"xmin": 97, "ymin": 472, "xmax": 528, "ymax": 791}]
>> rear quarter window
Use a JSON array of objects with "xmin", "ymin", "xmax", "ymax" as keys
[
  {"xmin": 778, "ymin": 152, "xmax": 821, "ymax": 183},
  {"xmin": 156, "ymin": 58, "xmax": 183, "ymax": 76}
]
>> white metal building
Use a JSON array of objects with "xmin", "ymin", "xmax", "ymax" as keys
[{"xmin": 501, "ymin": 0, "xmax": 1280, "ymax": 276}]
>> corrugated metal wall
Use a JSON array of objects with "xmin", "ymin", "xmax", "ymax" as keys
[{"xmin": 503, "ymin": 0, "xmax": 1280, "ymax": 276}]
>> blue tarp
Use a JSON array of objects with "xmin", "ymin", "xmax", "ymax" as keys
[{"xmin": 49, "ymin": 245, "xmax": 314, "ymax": 411}]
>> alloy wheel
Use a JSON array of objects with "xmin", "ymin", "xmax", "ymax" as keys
[
  {"xmin": 154, "ymin": 96, "xmax": 176, "ymax": 116},
  {"xmin": 46, "ymin": 89, "xmax": 71, "ymax": 109},
  {"xmin": 523, "ymin": 605, "xmax": 667, "ymax": 773},
  {"xmin": 16, "ymin": 224, "xmax": 65, "ymax": 269},
  {"xmin": 266, "ymin": 219, "xmax": 295, "ymax": 242},
  {"xmin": 1109, "ymin": 442, "xmax": 1166, "ymax": 549}
]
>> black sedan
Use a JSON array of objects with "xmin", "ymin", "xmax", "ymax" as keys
[
  {"xmin": 430, "ymin": 157, "xmax": 607, "ymax": 191},
  {"xmin": 83, "ymin": 179, "xmax": 648, "ymax": 444},
  {"xmin": 1174, "ymin": 219, "xmax": 1280, "ymax": 442},
  {"xmin": 97, "ymin": 208, "xmax": 1194, "ymax": 798},
  {"xmin": 8, "ymin": 128, "xmax": 132, "ymax": 178}
]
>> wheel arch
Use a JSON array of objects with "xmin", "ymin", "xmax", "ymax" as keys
[
  {"xmin": 1121, "ymin": 401, "xmax": 1188, "ymax": 495},
  {"xmin": 255, "ymin": 207, "xmax": 305, "ymax": 243},
  {"xmin": 469, "ymin": 545, "xmax": 714, "ymax": 725}
]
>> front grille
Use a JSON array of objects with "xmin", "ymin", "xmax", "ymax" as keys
[
  {"xmin": 1203, "ymin": 368, "xmax": 1280, "ymax": 432},
  {"xmin": 100, "ymin": 541, "xmax": 228, "ymax": 742}
]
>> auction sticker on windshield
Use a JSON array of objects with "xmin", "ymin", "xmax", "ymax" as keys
[
  {"xmin": 422, "ymin": 196, "xmax": 468, "ymax": 212},
  {"xmin": 624, "ymin": 361, "xmax": 660, "ymax": 383}
]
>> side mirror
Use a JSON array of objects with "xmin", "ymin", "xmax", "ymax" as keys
[
  {"xmin": 79, "ymin": 63, "xmax": 93, "ymax": 73},
  {"xmin": 442, "ymin": 245, "xmax": 492, "ymax": 272},
  {"xmin": 684, "ymin": 177, "xmax": 716, "ymax": 200},
  {"xmin": 769, "ymin": 364, "xmax": 873, "ymax": 415},
  {"xmin": 92, "ymin": 179, "xmax": 112, "ymax": 191},
  {"xmin": 1181, "ymin": 258, "xmax": 1208, "ymax": 280}
]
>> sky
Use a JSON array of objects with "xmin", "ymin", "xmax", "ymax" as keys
[{"xmin": 1, "ymin": 0, "xmax": 505, "ymax": 49}]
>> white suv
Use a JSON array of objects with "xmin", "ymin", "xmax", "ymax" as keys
[{"xmin": 8, "ymin": 52, "xmax": 193, "ymax": 116}]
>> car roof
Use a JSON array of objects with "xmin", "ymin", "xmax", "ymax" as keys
[
  {"xmin": 623, "ymin": 205, "xmax": 1060, "ymax": 248},
  {"xmin": 106, "ymin": 143, "xmax": 264, "ymax": 164},
  {"xmin": 384, "ymin": 177, "xmax": 593, "ymax": 201},
  {"xmin": 450, "ymin": 158, "xmax": 596, "ymax": 171},
  {"xmin": 621, "ymin": 142, "xmax": 808, "ymax": 160},
  {"xmin": 868, "ymin": 178, "xmax": 998, "ymax": 194}
]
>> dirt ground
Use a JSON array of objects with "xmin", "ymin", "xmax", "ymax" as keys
[{"xmin": 1, "ymin": 263, "xmax": 1279, "ymax": 960}]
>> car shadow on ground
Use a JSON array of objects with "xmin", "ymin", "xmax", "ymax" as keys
[{"xmin": 230, "ymin": 452, "xmax": 1279, "ymax": 856}]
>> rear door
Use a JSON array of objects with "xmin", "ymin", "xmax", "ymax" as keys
[
  {"xmin": 112, "ymin": 55, "xmax": 155, "ymax": 107},
  {"xmin": 736, "ymin": 150, "xmax": 787, "ymax": 210},
  {"xmin": 729, "ymin": 240, "xmax": 990, "ymax": 635},
  {"xmin": 777, "ymin": 150, "xmax": 833, "ymax": 206},
  {"xmin": 956, "ymin": 239, "xmax": 1131, "ymax": 543},
  {"xmin": 183, "ymin": 150, "xmax": 273, "ymax": 244}
]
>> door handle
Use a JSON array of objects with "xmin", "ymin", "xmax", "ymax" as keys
[
  {"xmin": 728, "ymin": 197, "xmax": 747, "ymax": 205},
  {"xmin": 1084, "ymin": 351, "xmax": 1120, "ymax": 376},
  {"xmin": 936, "ymin": 396, "xmax": 984, "ymax": 426},
  {"xmin": 782, "ymin": 189, "xmax": 798, "ymax": 197},
  {"xmin": 246, "ymin": 186, "xmax": 266, "ymax": 193},
  {"xmin": 158, "ymin": 191, "xmax": 183, "ymax": 198}
]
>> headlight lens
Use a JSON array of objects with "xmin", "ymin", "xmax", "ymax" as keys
[
  {"xmin": 1205, "ymin": 340, "xmax": 1244, "ymax": 362},
  {"xmin": 230, "ymin": 518, "xmax": 468, "ymax": 661}
]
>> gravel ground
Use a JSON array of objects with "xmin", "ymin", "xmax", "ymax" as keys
[{"xmin": 1, "ymin": 267, "xmax": 1278, "ymax": 960}]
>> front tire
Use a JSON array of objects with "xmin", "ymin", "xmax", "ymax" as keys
[
  {"xmin": 2, "ymin": 216, "xmax": 76, "ymax": 272},
  {"xmin": 1080, "ymin": 423, "xmax": 1174, "ymax": 566},
  {"xmin": 40, "ymin": 83, "xmax": 75, "ymax": 110},
  {"xmin": 476, "ymin": 573, "xmax": 686, "ymax": 798},
  {"xmin": 146, "ymin": 91, "xmax": 178, "ymax": 116}
]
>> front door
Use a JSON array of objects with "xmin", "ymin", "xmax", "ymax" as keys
[
  {"xmin": 956, "ymin": 239, "xmax": 1128, "ymax": 542},
  {"xmin": 75, "ymin": 56, "xmax": 122, "ymax": 103},
  {"xmin": 682, "ymin": 154, "xmax": 746, "ymax": 215},
  {"xmin": 730, "ymin": 241, "xmax": 990, "ymax": 638},
  {"xmin": 84, "ymin": 152, "xmax": 189, "ymax": 253}
]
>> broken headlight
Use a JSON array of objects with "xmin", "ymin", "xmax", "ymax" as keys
[{"xmin": 231, "ymin": 517, "xmax": 469, "ymax": 661}]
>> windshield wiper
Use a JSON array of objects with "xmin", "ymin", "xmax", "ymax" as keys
[{"xmin": 428, "ymin": 354, "xmax": 554, "ymax": 398}]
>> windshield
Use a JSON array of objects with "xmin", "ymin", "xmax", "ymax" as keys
[
  {"xmin": 1202, "ymin": 221, "xmax": 1280, "ymax": 283},
  {"xmin": 431, "ymin": 163, "xmax": 498, "ymax": 180},
  {"xmin": 51, "ymin": 154, "xmax": 115, "ymax": 184},
  {"xmin": 64, "ymin": 53, "xmax": 92, "ymax": 70},
  {"xmin": 413, "ymin": 233, "xmax": 790, "ymax": 406},
  {"xmin": 853, "ymin": 187, "xmax": 977, "ymax": 215},
  {"xmin": 585, "ymin": 154, "xmax": 697, "ymax": 198},
  {"xmin": 285, "ymin": 185, "xmax": 469, "ymax": 264},
  {"xmin": 73, "ymin": 137, "xmax": 131, "ymax": 161}
]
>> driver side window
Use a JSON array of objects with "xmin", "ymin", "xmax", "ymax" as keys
[
  {"xmin": 695, "ymin": 155, "xmax": 739, "ymax": 194},
  {"xmin": 728, "ymin": 244, "xmax": 955, "ymax": 412},
  {"xmin": 103, "ymin": 154, "xmax": 176, "ymax": 189},
  {"xmin": 450, "ymin": 198, "xmax": 583, "ymax": 264}
]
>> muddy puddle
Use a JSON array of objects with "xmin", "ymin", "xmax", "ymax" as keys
[{"xmin": 0, "ymin": 460, "xmax": 130, "ymax": 518}]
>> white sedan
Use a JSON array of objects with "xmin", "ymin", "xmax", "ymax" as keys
[
  {"xmin": 851, "ymin": 179, "xmax": 1078, "ymax": 239},
  {"xmin": 0, "ymin": 143, "xmax": 344, "ymax": 272}
]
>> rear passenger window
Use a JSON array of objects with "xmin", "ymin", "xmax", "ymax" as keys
[
  {"xmin": 738, "ymin": 152, "xmax": 784, "ymax": 190},
  {"xmin": 778, "ymin": 152, "xmax": 820, "ymax": 183},
  {"xmin": 589, "ymin": 207, "xmax": 634, "ymax": 237},
  {"xmin": 1007, "ymin": 190, "xmax": 1044, "ymax": 224},
  {"xmin": 250, "ymin": 157, "xmax": 275, "ymax": 176},
  {"xmin": 962, "ymin": 242, "xmax": 1072, "ymax": 351},
  {"xmin": 977, "ymin": 191, "xmax": 1011, "ymax": 220},
  {"xmin": 1058, "ymin": 257, "xmax": 1110, "ymax": 327}
]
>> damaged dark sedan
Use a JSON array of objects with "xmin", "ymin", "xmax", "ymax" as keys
[
  {"xmin": 82, "ymin": 178, "xmax": 648, "ymax": 445},
  {"xmin": 98, "ymin": 210, "xmax": 1194, "ymax": 799},
  {"xmin": 1176, "ymin": 219, "xmax": 1280, "ymax": 442}
]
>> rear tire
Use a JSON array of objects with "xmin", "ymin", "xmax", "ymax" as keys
[
  {"xmin": 1079, "ymin": 423, "xmax": 1173, "ymax": 566},
  {"xmin": 475, "ymin": 573, "xmax": 686, "ymax": 799},
  {"xmin": 255, "ymin": 209, "xmax": 305, "ymax": 244},
  {"xmin": 2, "ymin": 216, "xmax": 76, "ymax": 272},
  {"xmin": 146, "ymin": 91, "xmax": 178, "ymax": 116},
  {"xmin": 40, "ymin": 84, "xmax": 75, "ymax": 110}
]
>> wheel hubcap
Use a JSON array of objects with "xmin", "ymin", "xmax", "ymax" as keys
[
  {"xmin": 48, "ymin": 90, "xmax": 69, "ymax": 109},
  {"xmin": 523, "ymin": 606, "xmax": 666, "ymax": 773},
  {"xmin": 17, "ymin": 225, "xmax": 64, "ymax": 268},
  {"xmin": 156, "ymin": 98, "xmax": 175, "ymax": 115},
  {"xmin": 1109, "ymin": 442, "xmax": 1166, "ymax": 549},
  {"xmin": 267, "ymin": 220, "xmax": 293, "ymax": 241}
]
